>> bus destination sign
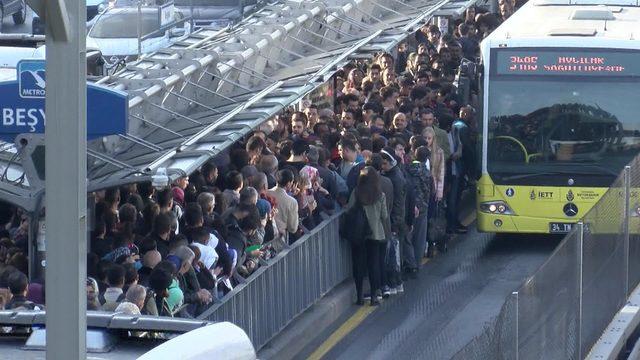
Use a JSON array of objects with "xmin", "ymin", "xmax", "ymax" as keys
[{"xmin": 494, "ymin": 49, "xmax": 640, "ymax": 77}]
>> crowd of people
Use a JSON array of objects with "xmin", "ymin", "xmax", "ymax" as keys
[{"xmin": 0, "ymin": 3, "xmax": 518, "ymax": 316}]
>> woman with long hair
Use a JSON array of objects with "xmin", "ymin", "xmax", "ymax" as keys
[
  {"xmin": 422, "ymin": 127, "xmax": 445, "ymax": 201},
  {"xmin": 346, "ymin": 166, "xmax": 391, "ymax": 306},
  {"xmin": 422, "ymin": 127, "xmax": 446, "ymax": 257}
]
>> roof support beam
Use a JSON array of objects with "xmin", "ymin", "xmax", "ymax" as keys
[
  {"xmin": 146, "ymin": 101, "xmax": 204, "ymax": 125},
  {"xmin": 130, "ymin": 114, "xmax": 185, "ymax": 138}
]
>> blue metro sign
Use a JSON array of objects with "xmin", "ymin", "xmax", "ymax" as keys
[{"xmin": 0, "ymin": 59, "xmax": 128, "ymax": 142}]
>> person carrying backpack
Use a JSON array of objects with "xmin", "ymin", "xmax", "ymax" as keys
[{"xmin": 342, "ymin": 166, "xmax": 391, "ymax": 306}]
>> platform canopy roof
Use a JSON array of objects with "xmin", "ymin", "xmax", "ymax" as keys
[{"xmin": 0, "ymin": 0, "xmax": 478, "ymax": 211}]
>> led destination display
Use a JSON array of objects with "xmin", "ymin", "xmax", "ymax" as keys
[{"xmin": 494, "ymin": 49, "xmax": 640, "ymax": 76}]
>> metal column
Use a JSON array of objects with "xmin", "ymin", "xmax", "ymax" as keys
[
  {"xmin": 44, "ymin": 0, "xmax": 87, "ymax": 357},
  {"xmin": 577, "ymin": 221, "xmax": 584, "ymax": 360},
  {"xmin": 624, "ymin": 165, "xmax": 631, "ymax": 297},
  {"xmin": 513, "ymin": 291, "xmax": 519, "ymax": 360}
]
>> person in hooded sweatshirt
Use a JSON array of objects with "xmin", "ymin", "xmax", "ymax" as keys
[{"xmin": 404, "ymin": 146, "xmax": 433, "ymax": 277}]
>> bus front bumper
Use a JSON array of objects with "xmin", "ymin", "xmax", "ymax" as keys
[{"xmin": 477, "ymin": 211, "xmax": 578, "ymax": 234}]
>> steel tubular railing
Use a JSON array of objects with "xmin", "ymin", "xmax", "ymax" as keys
[{"xmin": 197, "ymin": 211, "xmax": 351, "ymax": 350}]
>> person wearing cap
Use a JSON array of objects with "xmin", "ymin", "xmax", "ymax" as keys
[
  {"xmin": 380, "ymin": 147, "xmax": 406, "ymax": 294},
  {"xmin": 256, "ymin": 199, "xmax": 272, "ymax": 227}
]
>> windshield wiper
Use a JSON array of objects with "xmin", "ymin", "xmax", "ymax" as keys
[
  {"xmin": 500, "ymin": 165, "xmax": 619, "ymax": 182},
  {"xmin": 571, "ymin": 164, "xmax": 620, "ymax": 177},
  {"xmin": 500, "ymin": 172, "xmax": 568, "ymax": 181}
]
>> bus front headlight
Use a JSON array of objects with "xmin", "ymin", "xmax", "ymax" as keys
[{"xmin": 480, "ymin": 201, "xmax": 515, "ymax": 215}]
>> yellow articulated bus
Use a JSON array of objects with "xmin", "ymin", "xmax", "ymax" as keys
[{"xmin": 477, "ymin": 0, "xmax": 640, "ymax": 234}]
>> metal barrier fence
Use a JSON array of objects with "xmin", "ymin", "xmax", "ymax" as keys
[
  {"xmin": 197, "ymin": 211, "xmax": 351, "ymax": 350},
  {"xmin": 453, "ymin": 157, "xmax": 640, "ymax": 360}
]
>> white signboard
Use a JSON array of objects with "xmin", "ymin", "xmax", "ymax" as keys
[{"xmin": 160, "ymin": 4, "xmax": 174, "ymax": 26}]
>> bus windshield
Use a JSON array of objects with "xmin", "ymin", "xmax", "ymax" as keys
[{"xmin": 487, "ymin": 77, "xmax": 640, "ymax": 185}]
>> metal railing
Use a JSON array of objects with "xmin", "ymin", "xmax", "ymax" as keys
[
  {"xmin": 453, "ymin": 156, "xmax": 640, "ymax": 360},
  {"xmin": 197, "ymin": 211, "xmax": 351, "ymax": 350}
]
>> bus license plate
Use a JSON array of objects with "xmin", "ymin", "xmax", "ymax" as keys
[{"xmin": 550, "ymin": 223, "xmax": 573, "ymax": 234}]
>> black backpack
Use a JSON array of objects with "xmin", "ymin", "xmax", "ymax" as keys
[{"xmin": 340, "ymin": 201, "xmax": 371, "ymax": 246}]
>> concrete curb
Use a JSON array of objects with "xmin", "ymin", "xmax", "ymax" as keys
[
  {"xmin": 258, "ymin": 281, "xmax": 354, "ymax": 360},
  {"xmin": 587, "ymin": 284, "xmax": 640, "ymax": 360}
]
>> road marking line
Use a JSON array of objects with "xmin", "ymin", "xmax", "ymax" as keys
[
  {"xmin": 306, "ymin": 211, "xmax": 475, "ymax": 360},
  {"xmin": 307, "ymin": 305, "xmax": 376, "ymax": 360}
]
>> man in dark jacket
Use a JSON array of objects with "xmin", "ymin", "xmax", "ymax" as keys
[
  {"xmin": 145, "ymin": 213, "xmax": 173, "ymax": 259},
  {"xmin": 404, "ymin": 147, "xmax": 433, "ymax": 276},
  {"xmin": 138, "ymin": 250, "xmax": 161, "ymax": 287},
  {"xmin": 224, "ymin": 204, "xmax": 262, "ymax": 268},
  {"xmin": 380, "ymin": 148, "xmax": 406, "ymax": 294},
  {"xmin": 5, "ymin": 271, "xmax": 41, "ymax": 310}
]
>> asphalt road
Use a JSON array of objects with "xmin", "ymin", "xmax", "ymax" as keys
[{"xmin": 300, "ymin": 224, "xmax": 561, "ymax": 360}]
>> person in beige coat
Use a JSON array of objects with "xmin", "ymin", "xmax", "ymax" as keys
[
  {"xmin": 267, "ymin": 169, "xmax": 299, "ymax": 244},
  {"xmin": 346, "ymin": 166, "xmax": 391, "ymax": 306}
]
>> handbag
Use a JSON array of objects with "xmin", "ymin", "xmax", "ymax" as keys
[
  {"xmin": 385, "ymin": 234, "xmax": 401, "ymax": 273},
  {"xmin": 428, "ymin": 201, "xmax": 447, "ymax": 244},
  {"xmin": 340, "ymin": 201, "xmax": 370, "ymax": 246}
]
